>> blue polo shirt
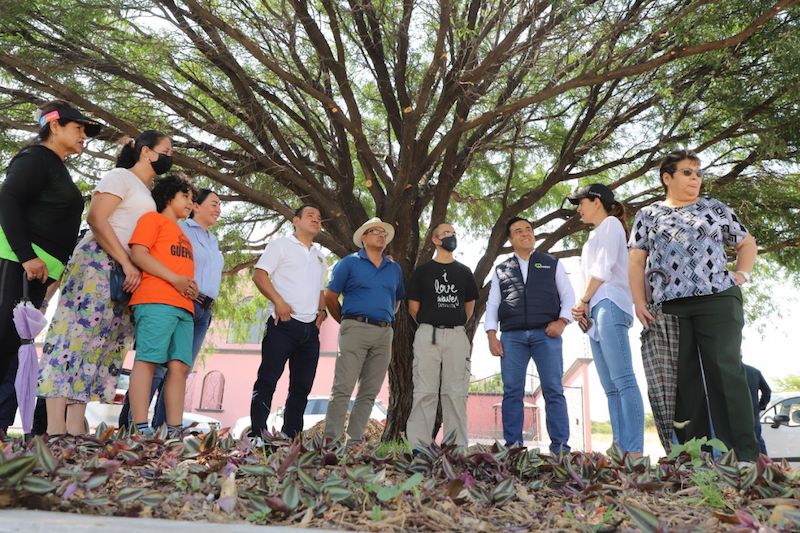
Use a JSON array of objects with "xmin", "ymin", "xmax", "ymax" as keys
[{"xmin": 328, "ymin": 249, "xmax": 405, "ymax": 322}]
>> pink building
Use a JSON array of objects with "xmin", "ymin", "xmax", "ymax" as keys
[
  {"xmin": 122, "ymin": 316, "xmax": 390, "ymax": 429},
  {"xmin": 121, "ymin": 318, "xmax": 593, "ymax": 449}
]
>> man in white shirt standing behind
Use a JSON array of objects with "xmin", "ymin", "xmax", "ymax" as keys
[
  {"xmin": 485, "ymin": 217, "xmax": 576, "ymax": 454},
  {"xmin": 249, "ymin": 205, "xmax": 328, "ymax": 439}
]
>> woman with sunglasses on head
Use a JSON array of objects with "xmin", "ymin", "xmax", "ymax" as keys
[
  {"xmin": 37, "ymin": 130, "xmax": 174, "ymax": 436},
  {"xmin": 629, "ymin": 149, "xmax": 759, "ymax": 461},
  {"xmin": 569, "ymin": 184, "xmax": 644, "ymax": 457},
  {"xmin": 0, "ymin": 101, "xmax": 101, "ymax": 438}
]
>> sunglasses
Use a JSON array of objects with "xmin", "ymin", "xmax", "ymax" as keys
[
  {"xmin": 673, "ymin": 168, "xmax": 703, "ymax": 177},
  {"xmin": 364, "ymin": 228, "xmax": 387, "ymax": 236}
]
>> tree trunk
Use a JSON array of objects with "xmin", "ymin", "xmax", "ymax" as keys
[{"xmin": 382, "ymin": 302, "xmax": 417, "ymax": 441}]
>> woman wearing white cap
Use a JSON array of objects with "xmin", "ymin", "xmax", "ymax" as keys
[{"xmin": 569, "ymin": 183, "xmax": 644, "ymax": 456}]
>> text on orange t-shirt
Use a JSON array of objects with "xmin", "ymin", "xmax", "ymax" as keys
[{"xmin": 128, "ymin": 211, "xmax": 194, "ymax": 314}]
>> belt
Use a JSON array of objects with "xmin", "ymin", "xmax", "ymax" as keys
[
  {"xmin": 194, "ymin": 292, "xmax": 215, "ymax": 310},
  {"xmin": 342, "ymin": 315, "xmax": 391, "ymax": 327},
  {"xmin": 421, "ymin": 323, "xmax": 459, "ymax": 345}
]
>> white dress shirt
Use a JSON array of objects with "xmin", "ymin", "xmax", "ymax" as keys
[{"xmin": 255, "ymin": 235, "xmax": 326, "ymax": 323}]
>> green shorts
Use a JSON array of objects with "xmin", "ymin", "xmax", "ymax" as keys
[{"xmin": 133, "ymin": 303, "xmax": 193, "ymax": 367}]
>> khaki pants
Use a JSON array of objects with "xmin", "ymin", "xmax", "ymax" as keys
[
  {"xmin": 324, "ymin": 319, "xmax": 393, "ymax": 442},
  {"xmin": 406, "ymin": 324, "xmax": 471, "ymax": 448}
]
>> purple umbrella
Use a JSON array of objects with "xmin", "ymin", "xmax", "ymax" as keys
[{"xmin": 13, "ymin": 272, "xmax": 48, "ymax": 434}]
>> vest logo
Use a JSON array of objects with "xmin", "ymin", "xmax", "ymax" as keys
[{"xmin": 533, "ymin": 262, "xmax": 551, "ymax": 269}]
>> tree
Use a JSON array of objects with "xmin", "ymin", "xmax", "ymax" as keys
[
  {"xmin": 773, "ymin": 374, "xmax": 800, "ymax": 392},
  {"xmin": 2, "ymin": 0, "xmax": 800, "ymax": 439}
]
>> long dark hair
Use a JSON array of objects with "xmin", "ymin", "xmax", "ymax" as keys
[
  {"xmin": 116, "ymin": 130, "xmax": 168, "ymax": 169},
  {"xmin": 600, "ymin": 198, "xmax": 629, "ymax": 239}
]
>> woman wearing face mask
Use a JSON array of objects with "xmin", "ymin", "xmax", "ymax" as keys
[
  {"xmin": 568, "ymin": 184, "xmax": 644, "ymax": 456},
  {"xmin": 37, "ymin": 130, "xmax": 173, "ymax": 435},
  {"xmin": 0, "ymin": 100, "xmax": 101, "ymax": 438}
]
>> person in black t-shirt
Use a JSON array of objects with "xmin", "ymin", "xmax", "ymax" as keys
[
  {"xmin": 406, "ymin": 223, "xmax": 478, "ymax": 450},
  {"xmin": 0, "ymin": 100, "xmax": 101, "ymax": 437}
]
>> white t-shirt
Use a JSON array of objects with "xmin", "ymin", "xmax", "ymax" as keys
[
  {"xmin": 580, "ymin": 216, "xmax": 633, "ymax": 319},
  {"xmin": 254, "ymin": 235, "xmax": 327, "ymax": 323},
  {"xmin": 79, "ymin": 168, "xmax": 156, "ymax": 252}
]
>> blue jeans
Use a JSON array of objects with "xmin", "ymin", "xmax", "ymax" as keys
[
  {"xmin": 500, "ymin": 328, "xmax": 570, "ymax": 454},
  {"xmin": 589, "ymin": 299, "xmax": 644, "ymax": 453},
  {"xmin": 120, "ymin": 302, "xmax": 212, "ymax": 429}
]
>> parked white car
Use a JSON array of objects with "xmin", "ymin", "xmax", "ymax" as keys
[
  {"xmin": 760, "ymin": 391, "xmax": 800, "ymax": 461},
  {"xmin": 84, "ymin": 369, "xmax": 221, "ymax": 434},
  {"xmin": 232, "ymin": 396, "xmax": 388, "ymax": 439}
]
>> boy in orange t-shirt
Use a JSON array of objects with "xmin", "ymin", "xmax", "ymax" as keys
[{"xmin": 128, "ymin": 175, "xmax": 197, "ymax": 436}]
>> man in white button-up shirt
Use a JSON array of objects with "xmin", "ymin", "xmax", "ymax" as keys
[
  {"xmin": 249, "ymin": 205, "xmax": 327, "ymax": 438},
  {"xmin": 484, "ymin": 217, "xmax": 575, "ymax": 454}
]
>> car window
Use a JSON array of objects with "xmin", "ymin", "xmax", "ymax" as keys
[
  {"xmin": 778, "ymin": 397, "xmax": 800, "ymax": 427},
  {"xmin": 305, "ymin": 399, "xmax": 328, "ymax": 415}
]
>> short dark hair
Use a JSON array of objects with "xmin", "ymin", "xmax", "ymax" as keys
[
  {"xmin": 189, "ymin": 188, "xmax": 217, "ymax": 219},
  {"xmin": 151, "ymin": 174, "xmax": 197, "ymax": 213},
  {"xmin": 294, "ymin": 204, "xmax": 320, "ymax": 218},
  {"xmin": 506, "ymin": 216, "xmax": 532, "ymax": 237},
  {"xmin": 431, "ymin": 223, "xmax": 451, "ymax": 238},
  {"xmin": 659, "ymin": 149, "xmax": 701, "ymax": 190}
]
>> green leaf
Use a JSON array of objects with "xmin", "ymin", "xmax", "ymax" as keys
[
  {"xmin": 324, "ymin": 486, "xmax": 353, "ymax": 502},
  {"xmin": 33, "ymin": 437, "xmax": 58, "ymax": 473},
  {"xmin": 296, "ymin": 469, "xmax": 320, "ymax": 494},
  {"xmin": 182, "ymin": 437, "xmax": 201, "ymax": 458},
  {"xmin": 239, "ymin": 464, "xmax": 275, "ymax": 477},
  {"xmin": 117, "ymin": 487, "xmax": 146, "ymax": 503},
  {"xmin": 490, "ymin": 478, "xmax": 516, "ymax": 505},
  {"xmin": 282, "ymin": 483, "xmax": 299, "ymax": 510},
  {"xmin": 0, "ymin": 456, "xmax": 37, "ymax": 485},
  {"xmin": 624, "ymin": 503, "xmax": 661, "ymax": 533},
  {"xmin": 140, "ymin": 492, "xmax": 166, "ymax": 507},
  {"xmin": 84, "ymin": 474, "xmax": 108, "ymax": 490},
  {"xmin": 20, "ymin": 475, "xmax": 57, "ymax": 494},
  {"xmin": 376, "ymin": 485, "xmax": 401, "ymax": 502},
  {"xmin": 400, "ymin": 472, "xmax": 424, "ymax": 491}
]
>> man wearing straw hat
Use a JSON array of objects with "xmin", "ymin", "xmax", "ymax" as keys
[{"xmin": 324, "ymin": 217, "xmax": 404, "ymax": 443}]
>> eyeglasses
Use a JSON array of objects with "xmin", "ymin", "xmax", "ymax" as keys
[
  {"xmin": 674, "ymin": 168, "xmax": 703, "ymax": 177},
  {"xmin": 364, "ymin": 228, "xmax": 387, "ymax": 236}
]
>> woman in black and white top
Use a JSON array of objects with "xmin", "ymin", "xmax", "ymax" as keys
[
  {"xmin": 628, "ymin": 149, "xmax": 759, "ymax": 461},
  {"xmin": 569, "ymin": 184, "xmax": 644, "ymax": 456}
]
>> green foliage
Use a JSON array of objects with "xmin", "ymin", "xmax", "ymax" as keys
[
  {"xmin": 468, "ymin": 373, "xmax": 504, "ymax": 393},
  {"xmin": 668, "ymin": 437, "xmax": 729, "ymax": 468},
  {"xmin": 590, "ymin": 420, "xmax": 613, "ymax": 434},
  {"xmin": 773, "ymin": 374, "xmax": 800, "ymax": 392}
]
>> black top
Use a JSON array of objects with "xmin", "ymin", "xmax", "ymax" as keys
[
  {"xmin": 407, "ymin": 259, "xmax": 478, "ymax": 327},
  {"xmin": 0, "ymin": 145, "xmax": 84, "ymax": 264}
]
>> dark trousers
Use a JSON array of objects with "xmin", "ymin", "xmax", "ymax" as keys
[
  {"xmin": 662, "ymin": 285, "xmax": 759, "ymax": 461},
  {"xmin": 0, "ymin": 259, "xmax": 49, "ymax": 429},
  {"xmin": 249, "ymin": 317, "xmax": 320, "ymax": 438}
]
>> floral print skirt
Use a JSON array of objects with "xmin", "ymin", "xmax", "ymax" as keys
[{"xmin": 37, "ymin": 240, "xmax": 134, "ymax": 403}]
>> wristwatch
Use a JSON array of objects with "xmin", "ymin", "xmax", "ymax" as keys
[{"xmin": 735, "ymin": 270, "xmax": 751, "ymax": 283}]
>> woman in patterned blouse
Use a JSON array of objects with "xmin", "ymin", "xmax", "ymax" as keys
[{"xmin": 628, "ymin": 149, "xmax": 759, "ymax": 462}]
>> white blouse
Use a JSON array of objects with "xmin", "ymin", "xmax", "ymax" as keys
[{"xmin": 580, "ymin": 216, "xmax": 633, "ymax": 319}]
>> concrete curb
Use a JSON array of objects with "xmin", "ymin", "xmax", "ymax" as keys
[{"xmin": 0, "ymin": 509, "xmax": 346, "ymax": 532}]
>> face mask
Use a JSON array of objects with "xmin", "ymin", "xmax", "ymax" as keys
[
  {"xmin": 151, "ymin": 153, "xmax": 173, "ymax": 175},
  {"xmin": 440, "ymin": 235, "xmax": 457, "ymax": 252}
]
